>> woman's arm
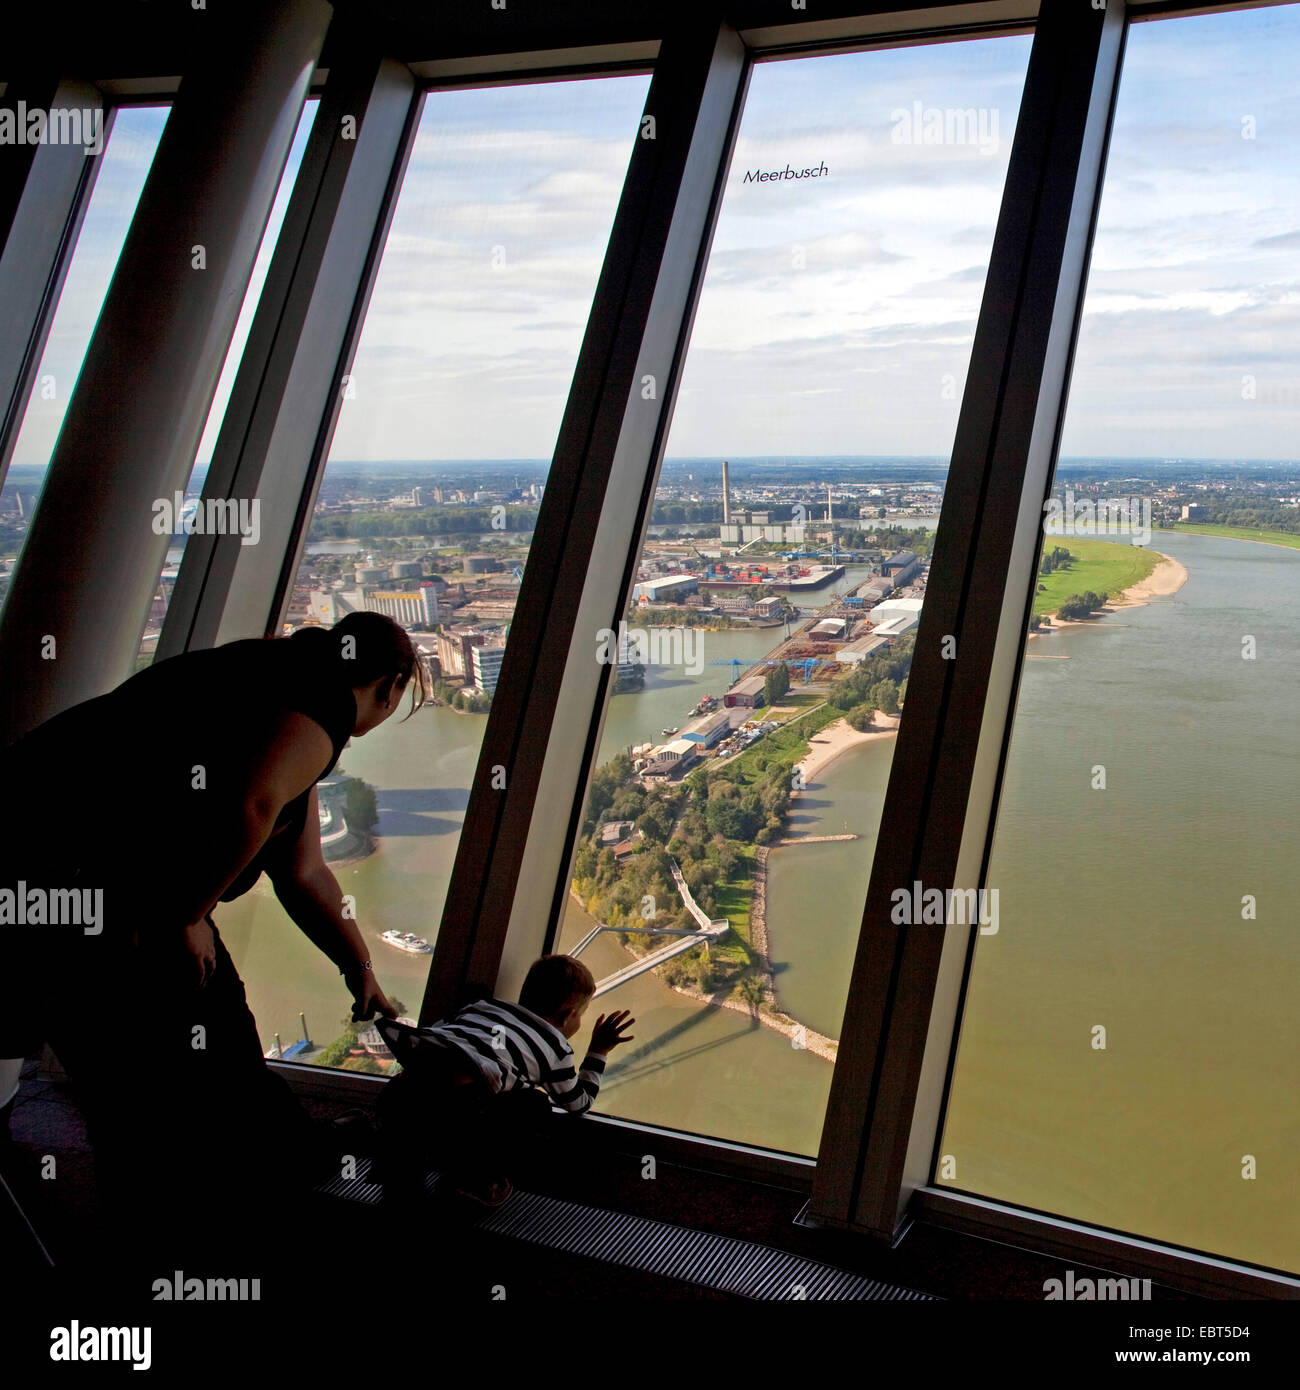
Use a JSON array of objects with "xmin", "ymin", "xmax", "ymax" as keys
[
  {"xmin": 171, "ymin": 711, "xmax": 335, "ymax": 937},
  {"xmin": 267, "ymin": 786, "xmax": 397, "ymax": 1022}
]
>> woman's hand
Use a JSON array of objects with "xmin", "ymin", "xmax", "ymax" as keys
[
  {"xmin": 183, "ymin": 916, "xmax": 218, "ymax": 989},
  {"xmin": 345, "ymin": 965, "xmax": 397, "ymax": 1023}
]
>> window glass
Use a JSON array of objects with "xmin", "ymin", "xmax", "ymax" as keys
[
  {"xmin": 137, "ymin": 100, "xmax": 320, "ymax": 668},
  {"xmin": 553, "ymin": 37, "xmax": 1030, "ymax": 1154},
  {"xmin": 0, "ymin": 106, "xmax": 169, "ymax": 612},
  {"xmin": 212, "ymin": 74, "xmax": 651, "ymax": 1071},
  {"xmin": 941, "ymin": 5, "xmax": 1300, "ymax": 1274}
]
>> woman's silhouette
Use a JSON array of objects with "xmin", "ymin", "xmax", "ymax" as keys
[{"xmin": 0, "ymin": 611, "xmax": 425, "ymax": 1266}]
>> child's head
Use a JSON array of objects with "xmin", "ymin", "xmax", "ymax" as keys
[{"xmin": 519, "ymin": 954, "xmax": 595, "ymax": 1038}]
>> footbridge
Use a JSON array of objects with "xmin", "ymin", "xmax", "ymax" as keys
[{"xmin": 572, "ymin": 858, "xmax": 729, "ymax": 998}]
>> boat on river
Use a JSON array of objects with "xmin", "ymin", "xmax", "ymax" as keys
[{"xmin": 380, "ymin": 929, "xmax": 433, "ymax": 954}]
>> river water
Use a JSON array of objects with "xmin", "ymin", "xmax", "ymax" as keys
[
  {"xmin": 214, "ymin": 531, "xmax": 1297, "ymax": 1270},
  {"xmin": 943, "ymin": 530, "xmax": 1300, "ymax": 1273}
]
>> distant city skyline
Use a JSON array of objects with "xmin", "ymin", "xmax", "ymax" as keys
[{"xmin": 7, "ymin": 5, "xmax": 1300, "ymax": 471}]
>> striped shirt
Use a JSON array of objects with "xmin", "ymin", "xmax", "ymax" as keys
[{"xmin": 414, "ymin": 999, "xmax": 606, "ymax": 1115}]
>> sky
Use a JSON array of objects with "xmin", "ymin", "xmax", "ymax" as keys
[{"xmin": 10, "ymin": 3, "xmax": 1300, "ymax": 471}]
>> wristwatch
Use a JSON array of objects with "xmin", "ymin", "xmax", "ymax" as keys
[{"xmin": 341, "ymin": 958, "xmax": 373, "ymax": 976}]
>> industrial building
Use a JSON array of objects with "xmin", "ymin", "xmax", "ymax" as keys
[
  {"xmin": 858, "ymin": 575, "xmax": 894, "ymax": 602},
  {"xmin": 308, "ymin": 583, "xmax": 438, "ymax": 628},
  {"xmin": 631, "ymin": 573, "xmax": 699, "ymax": 603},
  {"xmin": 678, "ymin": 710, "xmax": 730, "ymax": 748},
  {"xmin": 718, "ymin": 522, "xmax": 807, "ymax": 544},
  {"xmin": 867, "ymin": 597, "xmax": 924, "ymax": 638},
  {"xmin": 641, "ymin": 737, "xmax": 699, "ymax": 777},
  {"xmin": 835, "ymin": 634, "xmax": 893, "ymax": 665},
  {"xmin": 880, "ymin": 550, "xmax": 920, "ymax": 587},
  {"xmin": 810, "ymin": 616, "xmax": 848, "ymax": 642},
  {"xmin": 435, "ymin": 625, "xmax": 495, "ymax": 680},
  {"xmin": 470, "ymin": 642, "xmax": 506, "ymax": 694},
  {"xmin": 723, "ymin": 674, "xmax": 768, "ymax": 709}
]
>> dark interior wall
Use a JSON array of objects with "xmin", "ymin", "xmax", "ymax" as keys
[{"xmin": 2, "ymin": 0, "xmax": 1008, "ymax": 79}]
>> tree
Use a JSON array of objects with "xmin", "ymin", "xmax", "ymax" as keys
[
  {"xmin": 340, "ymin": 777, "xmax": 378, "ymax": 834},
  {"xmin": 764, "ymin": 662, "xmax": 791, "ymax": 703},
  {"xmin": 869, "ymin": 678, "xmax": 899, "ymax": 715},
  {"xmin": 637, "ymin": 803, "xmax": 673, "ymax": 844},
  {"xmin": 1039, "ymin": 545, "xmax": 1073, "ymax": 575},
  {"xmin": 312, "ymin": 1033, "xmax": 355, "ymax": 1069},
  {"xmin": 846, "ymin": 701, "xmax": 875, "ymax": 732},
  {"xmin": 705, "ymin": 798, "xmax": 750, "ymax": 840},
  {"xmin": 583, "ymin": 754, "xmax": 634, "ymax": 835},
  {"xmin": 573, "ymin": 843, "xmax": 598, "ymax": 881},
  {"xmin": 610, "ymin": 785, "xmax": 648, "ymax": 821},
  {"xmin": 1056, "ymin": 590, "xmax": 1107, "ymax": 620},
  {"xmin": 736, "ymin": 974, "xmax": 765, "ymax": 1012},
  {"xmin": 706, "ymin": 841, "xmax": 740, "ymax": 880}
]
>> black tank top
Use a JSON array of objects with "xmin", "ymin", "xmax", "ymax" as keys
[{"xmin": 0, "ymin": 629, "xmax": 358, "ymax": 926}]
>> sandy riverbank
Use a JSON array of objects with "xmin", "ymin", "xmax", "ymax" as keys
[
  {"xmin": 1030, "ymin": 550, "xmax": 1189, "ymax": 640},
  {"xmin": 1115, "ymin": 552, "xmax": 1189, "ymax": 604},
  {"xmin": 794, "ymin": 710, "xmax": 901, "ymax": 786}
]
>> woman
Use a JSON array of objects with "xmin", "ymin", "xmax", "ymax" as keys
[{"xmin": 0, "ymin": 611, "xmax": 425, "ymax": 1265}]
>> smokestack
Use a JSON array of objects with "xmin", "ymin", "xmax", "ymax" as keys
[{"xmin": 722, "ymin": 461, "xmax": 731, "ymax": 525}]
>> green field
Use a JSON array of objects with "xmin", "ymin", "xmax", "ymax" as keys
[
  {"xmin": 776, "ymin": 690, "xmax": 824, "ymax": 707},
  {"xmin": 1033, "ymin": 537, "xmax": 1160, "ymax": 617},
  {"xmin": 722, "ymin": 701, "xmax": 842, "ymax": 785},
  {"xmin": 711, "ymin": 843, "xmax": 757, "ymax": 954},
  {"xmin": 708, "ymin": 705, "xmax": 843, "ymax": 955},
  {"xmin": 1170, "ymin": 522, "xmax": 1300, "ymax": 551}
]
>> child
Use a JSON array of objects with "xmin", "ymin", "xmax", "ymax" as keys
[{"xmin": 374, "ymin": 954, "xmax": 634, "ymax": 1206}]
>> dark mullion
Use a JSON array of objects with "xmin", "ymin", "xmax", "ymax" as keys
[
  {"xmin": 542, "ymin": 57, "xmax": 754, "ymax": 951},
  {"xmin": 422, "ymin": 18, "xmax": 747, "ymax": 1022},
  {"xmin": 809, "ymin": 0, "xmax": 1125, "ymax": 1237},
  {"xmin": 257, "ymin": 65, "xmax": 423, "ymax": 646},
  {"xmin": 924, "ymin": 8, "xmax": 1134, "ymax": 1189}
]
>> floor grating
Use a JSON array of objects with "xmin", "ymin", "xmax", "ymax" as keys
[{"xmin": 315, "ymin": 1157, "xmax": 939, "ymax": 1301}]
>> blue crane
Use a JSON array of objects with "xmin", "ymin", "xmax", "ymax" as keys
[{"xmin": 706, "ymin": 656, "xmax": 823, "ymax": 685}]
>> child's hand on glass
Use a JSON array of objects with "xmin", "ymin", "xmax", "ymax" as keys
[{"xmin": 589, "ymin": 1010, "xmax": 636, "ymax": 1055}]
